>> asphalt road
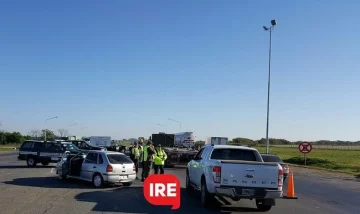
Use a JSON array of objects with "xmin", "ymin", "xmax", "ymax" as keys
[{"xmin": 0, "ymin": 152, "xmax": 359, "ymax": 214}]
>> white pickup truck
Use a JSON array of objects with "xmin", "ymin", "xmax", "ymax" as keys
[{"xmin": 186, "ymin": 145, "xmax": 284, "ymax": 211}]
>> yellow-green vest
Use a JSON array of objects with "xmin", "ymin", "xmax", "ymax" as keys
[
  {"xmin": 142, "ymin": 145, "xmax": 148, "ymax": 161},
  {"xmin": 154, "ymin": 149, "xmax": 167, "ymax": 165},
  {"xmin": 132, "ymin": 147, "xmax": 140, "ymax": 158}
]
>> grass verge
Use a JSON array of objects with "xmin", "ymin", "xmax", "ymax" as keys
[{"xmin": 255, "ymin": 146, "xmax": 360, "ymax": 175}]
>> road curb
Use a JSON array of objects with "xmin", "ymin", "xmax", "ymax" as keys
[{"xmin": 286, "ymin": 163, "xmax": 357, "ymax": 176}]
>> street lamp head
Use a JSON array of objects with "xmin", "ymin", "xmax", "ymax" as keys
[
  {"xmin": 271, "ymin": 19, "xmax": 277, "ymax": 26},
  {"xmin": 263, "ymin": 26, "xmax": 269, "ymax": 31}
]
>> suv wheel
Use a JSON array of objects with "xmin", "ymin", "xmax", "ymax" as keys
[{"xmin": 27, "ymin": 157, "xmax": 37, "ymax": 167}]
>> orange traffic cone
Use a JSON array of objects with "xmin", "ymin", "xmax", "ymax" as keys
[{"xmin": 283, "ymin": 169, "xmax": 298, "ymax": 199}]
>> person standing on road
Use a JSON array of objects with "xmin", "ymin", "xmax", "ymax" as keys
[
  {"xmin": 141, "ymin": 140, "xmax": 156, "ymax": 181},
  {"xmin": 131, "ymin": 142, "xmax": 140, "ymax": 179},
  {"xmin": 154, "ymin": 144, "xmax": 167, "ymax": 174}
]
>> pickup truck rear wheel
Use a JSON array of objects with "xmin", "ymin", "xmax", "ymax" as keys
[
  {"xmin": 200, "ymin": 180, "xmax": 214, "ymax": 208},
  {"xmin": 256, "ymin": 201, "xmax": 272, "ymax": 212}
]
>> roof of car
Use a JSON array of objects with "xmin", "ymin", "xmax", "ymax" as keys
[
  {"xmin": 260, "ymin": 153, "xmax": 279, "ymax": 156},
  {"xmin": 209, "ymin": 144, "xmax": 257, "ymax": 151},
  {"xmin": 85, "ymin": 150, "xmax": 125, "ymax": 155}
]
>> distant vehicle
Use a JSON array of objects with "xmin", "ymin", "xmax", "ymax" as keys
[
  {"xmin": 174, "ymin": 132, "xmax": 196, "ymax": 148},
  {"xmin": 89, "ymin": 136, "xmax": 111, "ymax": 148},
  {"xmin": 56, "ymin": 150, "xmax": 136, "ymax": 188},
  {"xmin": 186, "ymin": 145, "xmax": 284, "ymax": 211},
  {"xmin": 261, "ymin": 154, "xmax": 290, "ymax": 181},
  {"xmin": 18, "ymin": 140, "xmax": 77, "ymax": 167},
  {"xmin": 151, "ymin": 133, "xmax": 198, "ymax": 167},
  {"xmin": 206, "ymin": 137, "xmax": 228, "ymax": 145},
  {"xmin": 69, "ymin": 140, "xmax": 106, "ymax": 151}
]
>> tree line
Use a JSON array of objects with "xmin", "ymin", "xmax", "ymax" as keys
[
  {"xmin": 1, "ymin": 130, "xmax": 359, "ymax": 146},
  {"xmin": 196, "ymin": 137, "xmax": 360, "ymax": 147},
  {"xmin": 0, "ymin": 129, "xmax": 69, "ymax": 145}
]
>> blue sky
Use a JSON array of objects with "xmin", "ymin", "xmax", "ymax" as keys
[{"xmin": 1, "ymin": 0, "xmax": 359, "ymax": 141}]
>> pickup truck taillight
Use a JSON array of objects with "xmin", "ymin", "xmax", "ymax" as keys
[
  {"xmin": 133, "ymin": 164, "xmax": 136, "ymax": 172},
  {"xmin": 212, "ymin": 166, "xmax": 221, "ymax": 183},
  {"xmin": 106, "ymin": 165, "xmax": 113, "ymax": 172},
  {"xmin": 278, "ymin": 168, "xmax": 284, "ymax": 189}
]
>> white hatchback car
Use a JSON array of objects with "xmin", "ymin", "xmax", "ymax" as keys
[{"xmin": 56, "ymin": 150, "xmax": 136, "ymax": 188}]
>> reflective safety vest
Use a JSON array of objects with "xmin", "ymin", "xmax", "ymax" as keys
[
  {"xmin": 132, "ymin": 147, "xmax": 140, "ymax": 158},
  {"xmin": 154, "ymin": 149, "xmax": 167, "ymax": 165},
  {"xmin": 142, "ymin": 145, "xmax": 149, "ymax": 161}
]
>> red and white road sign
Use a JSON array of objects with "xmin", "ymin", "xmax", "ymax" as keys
[{"xmin": 298, "ymin": 142, "xmax": 312, "ymax": 154}]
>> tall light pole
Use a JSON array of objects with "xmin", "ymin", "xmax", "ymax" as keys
[
  {"xmin": 157, "ymin": 124, "xmax": 167, "ymax": 145},
  {"xmin": 263, "ymin": 19, "xmax": 277, "ymax": 154},
  {"xmin": 44, "ymin": 116, "xmax": 58, "ymax": 141},
  {"xmin": 168, "ymin": 118, "xmax": 181, "ymax": 131}
]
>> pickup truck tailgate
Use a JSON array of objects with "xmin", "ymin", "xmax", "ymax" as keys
[{"xmin": 220, "ymin": 161, "xmax": 280, "ymax": 189}]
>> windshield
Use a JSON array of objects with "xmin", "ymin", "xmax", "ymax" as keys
[
  {"xmin": 63, "ymin": 144, "xmax": 80, "ymax": 151},
  {"xmin": 210, "ymin": 149, "xmax": 257, "ymax": 161},
  {"xmin": 261, "ymin": 155, "xmax": 283, "ymax": 163},
  {"xmin": 107, "ymin": 154, "xmax": 133, "ymax": 164}
]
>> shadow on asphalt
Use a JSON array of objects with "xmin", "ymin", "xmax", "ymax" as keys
[
  {"xmin": 0, "ymin": 165, "xmax": 54, "ymax": 169},
  {"xmin": 74, "ymin": 187, "xmax": 260, "ymax": 213},
  {"xmin": 3, "ymin": 176, "xmax": 98, "ymax": 189}
]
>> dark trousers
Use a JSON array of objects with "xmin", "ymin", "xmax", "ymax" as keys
[
  {"xmin": 143, "ymin": 161, "xmax": 153, "ymax": 180},
  {"xmin": 132, "ymin": 158, "xmax": 139, "ymax": 173},
  {"xmin": 154, "ymin": 164, "xmax": 164, "ymax": 174}
]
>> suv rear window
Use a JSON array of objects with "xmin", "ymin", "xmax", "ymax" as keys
[
  {"xmin": 261, "ymin": 155, "xmax": 283, "ymax": 163},
  {"xmin": 21, "ymin": 141, "xmax": 34, "ymax": 149},
  {"xmin": 210, "ymin": 148, "xmax": 257, "ymax": 161},
  {"xmin": 107, "ymin": 154, "xmax": 132, "ymax": 164}
]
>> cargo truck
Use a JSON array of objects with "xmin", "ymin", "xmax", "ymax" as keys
[
  {"xmin": 151, "ymin": 133, "xmax": 198, "ymax": 167},
  {"xmin": 206, "ymin": 137, "xmax": 228, "ymax": 145}
]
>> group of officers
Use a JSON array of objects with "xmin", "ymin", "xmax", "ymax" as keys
[{"xmin": 128, "ymin": 139, "xmax": 167, "ymax": 182}]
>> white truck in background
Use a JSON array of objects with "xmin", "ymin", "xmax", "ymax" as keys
[
  {"xmin": 89, "ymin": 136, "xmax": 111, "ymax": 148},
  {"xmin": 186, "ymin": 144, "xmax": 284, "ymax": 211},
  {"xmin": 206, "ymin": 137, "xmax": 228, "ymax": 145}
]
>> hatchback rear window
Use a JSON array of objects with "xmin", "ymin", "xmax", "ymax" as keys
[
  {"xmin": 107, "ymin": 154, "xmax": 133, "ymax": 164},
  {"xmin": 210, "ymin": 149, "xmax": 257, "ymax": 161},
  {"xmin": 261, "ymin": 155, "xmax": 283, "ymax": 163}
]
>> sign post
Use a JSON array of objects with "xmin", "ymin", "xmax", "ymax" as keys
[{"xmin": 298, "ymin": 142, "xmax": 312, "ymax": 166}]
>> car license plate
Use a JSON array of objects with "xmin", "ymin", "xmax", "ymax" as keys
[
  {"xmin": 119, "ymin": 175, "xmax": 127, "ymax": 180},
  {"xmin": 241, "ymin": 189, "xmax": 255, "ymax": 195},
  {"xmin": 51, "ymin": 156, "xmax": 59, "ymax": 161}
]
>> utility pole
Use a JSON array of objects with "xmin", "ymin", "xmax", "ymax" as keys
[{"xmin": 263, "ymin": 19, "xmax": 277, "ymax": 154}]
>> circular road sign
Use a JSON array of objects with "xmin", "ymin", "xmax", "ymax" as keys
[{"xmin": 298, "ymin": 142, "xmax": 312, "ymax": 154}]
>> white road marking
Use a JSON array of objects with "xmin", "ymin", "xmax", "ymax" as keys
[{"xmin": 50, "ymin": 168, "xmax": 56, "ymax": 174}]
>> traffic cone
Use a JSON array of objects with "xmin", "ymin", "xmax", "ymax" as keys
[{"xmin": 283, "ymin": 169, "xmax": 298, "ymax": 199}]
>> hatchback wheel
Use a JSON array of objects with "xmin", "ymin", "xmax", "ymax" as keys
[{"xmin": 92, "ymin": 173, "xmax": 104, "ymax": 188}]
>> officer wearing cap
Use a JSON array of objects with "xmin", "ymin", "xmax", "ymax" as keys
[
  {"xmin": 131, "ymin": 142, "xmax": 140, "ymax": 178},
  {"xmin": 141, "ymin": 140, "xmax": 156, "ymax": 181},
  {"xmin": 154, "ymin": 144, "xmax": 167, "ymax": 174}
]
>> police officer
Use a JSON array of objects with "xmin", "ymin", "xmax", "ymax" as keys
[
  {"xmin": 141, "ymin": 140, "xmax": 156, "ymax": 182},
  {"xmin": 154, "ymin": 144, "xmax": 167, "ymax": 174},
  {"xmin": 131, "ymin": 142, "xmax": 140, "ymax": 179}
]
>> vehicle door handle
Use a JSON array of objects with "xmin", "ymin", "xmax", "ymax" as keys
[{"xmin": 93, "ymin": 166, "xmax": 96, "ymax": 168}]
